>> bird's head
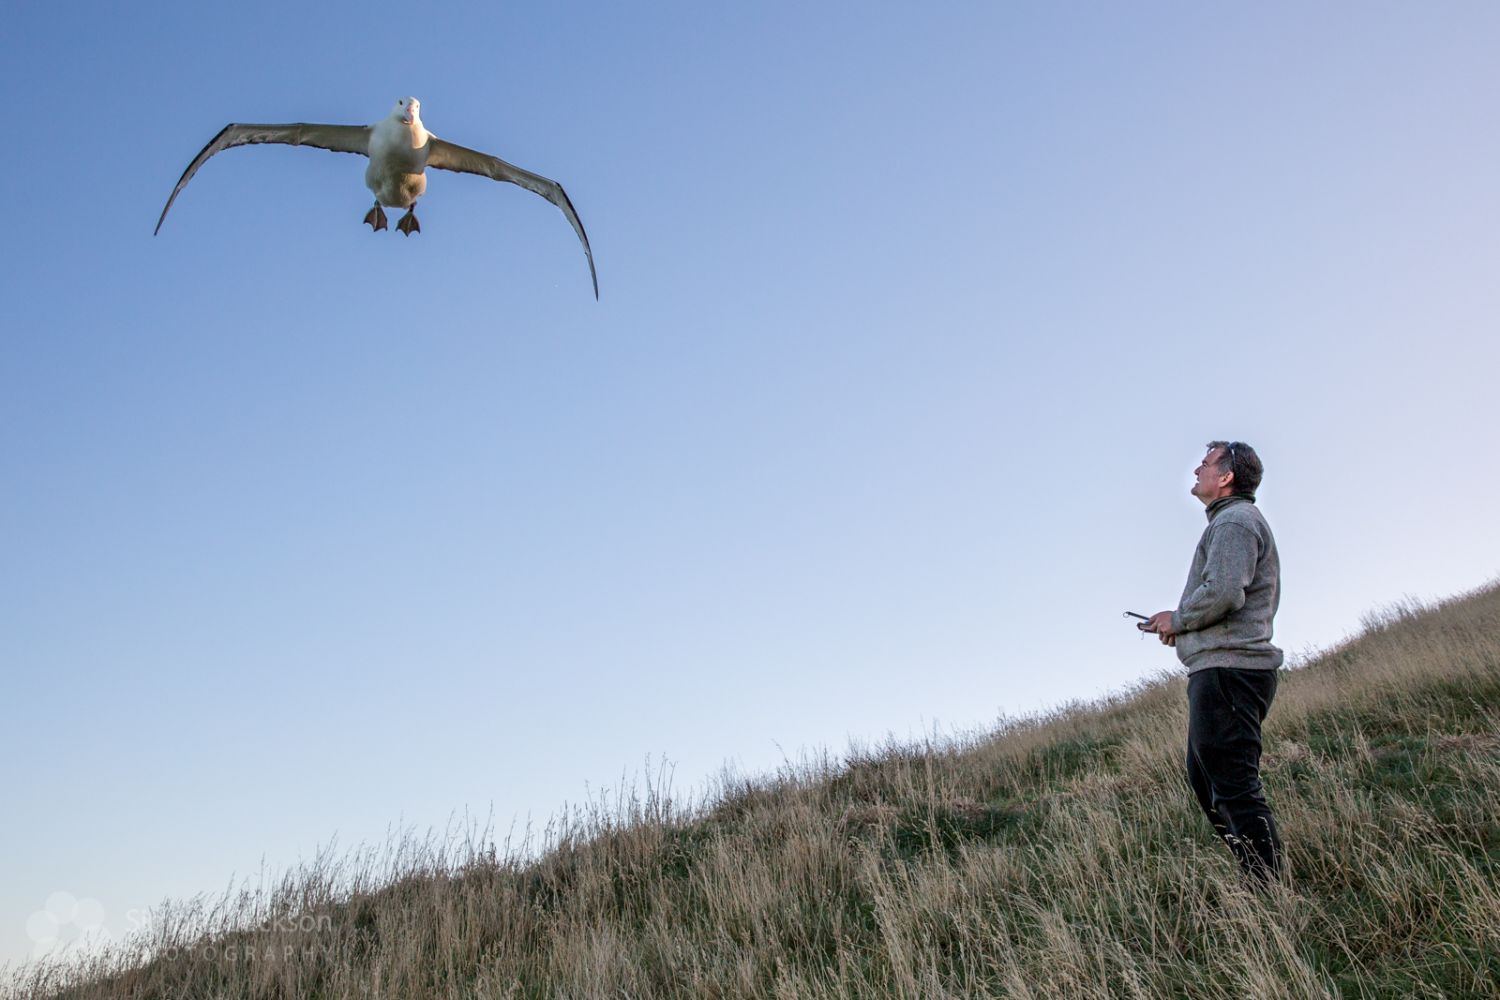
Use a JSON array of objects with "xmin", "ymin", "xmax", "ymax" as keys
[{"xmin": 391, "ymin": 97, "xmax": 421, "ymax": 125}]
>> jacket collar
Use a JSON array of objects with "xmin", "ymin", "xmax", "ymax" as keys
[{"xmin": 1205, "ymin": 493, "xmax": 1256, "ymax": 522}]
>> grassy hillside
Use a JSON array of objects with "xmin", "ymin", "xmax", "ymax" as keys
[{"xmin": 12, "ymin": 583, "xmax": 1500, "ymax": 999}]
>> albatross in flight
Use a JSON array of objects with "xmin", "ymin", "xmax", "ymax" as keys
[{"xmin": 155, "ymin": 97, "xmax": 598, "ymax": 299}]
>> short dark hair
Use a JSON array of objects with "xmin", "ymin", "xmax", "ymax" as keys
[{"xmin": 1207, "ymin": 440, "xmax": 1263, "ymax": 495}]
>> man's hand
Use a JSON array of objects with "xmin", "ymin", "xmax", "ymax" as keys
[{"xmin": 1146, "ymin": 611, "xmax": 1178, "ymax": 647}]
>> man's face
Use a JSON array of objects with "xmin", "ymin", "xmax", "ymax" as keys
[{"xmin": 1190, "ymin": 447, "xmax": 1233, "ymax": 505}]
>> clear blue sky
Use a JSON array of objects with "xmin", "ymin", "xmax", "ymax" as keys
[{"xmin": 5, "ymin": 0, "xmax": 1500, "ymax": 966}]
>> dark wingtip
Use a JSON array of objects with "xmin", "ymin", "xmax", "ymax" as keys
[{"xmin": 154, "ymin": 122, "xmax": 239, "ymax": 238}]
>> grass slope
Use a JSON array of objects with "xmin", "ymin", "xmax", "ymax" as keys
[{"xmin": 11, "ymin": 583, "xmax": 1500, "ymax": 999}]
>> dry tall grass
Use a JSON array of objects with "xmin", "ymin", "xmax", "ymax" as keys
[{"xmin": 10, "ymin": 582, "xmax": 1500, "ymax": 999}]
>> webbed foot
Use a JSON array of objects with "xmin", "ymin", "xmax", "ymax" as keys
[
  {"xmin": 396, "ymin": 208, "xmax": 420, "ymax": 236},
  {"xmin": 364, "ymin": 203, "xmax": 388, "ymax": 232}
]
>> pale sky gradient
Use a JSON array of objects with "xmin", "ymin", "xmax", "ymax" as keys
[{"xmin": 5, "ymin": 0, "xmax": 1500, "ymax": 967}]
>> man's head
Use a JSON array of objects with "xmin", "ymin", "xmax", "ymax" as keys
[{"xmin": 1190, "ymin": 440, "xmax": 1263, "ymax": 505}]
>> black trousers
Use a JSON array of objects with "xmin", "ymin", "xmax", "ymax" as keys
[{"xmin": 1186, "ymin": 666, "xmax": 1283, "ymax": 882}]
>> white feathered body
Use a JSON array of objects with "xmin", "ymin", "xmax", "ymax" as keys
[{"xmin": 365, "ymin": 116, "xmax": 430, "ymax": 208}]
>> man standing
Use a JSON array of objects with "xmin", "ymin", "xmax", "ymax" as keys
[{"xmin": 1146, "ymin": 441, "xmax": 1283, "ymax": 883}]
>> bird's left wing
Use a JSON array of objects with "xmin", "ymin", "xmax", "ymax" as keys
[
  {"xmin": 426, "ymin": 138, "xmax": 598, "ymax": 300},
  {"xmin": 155, "ymin": 123, "xmax": 372, "ymax": 234}
]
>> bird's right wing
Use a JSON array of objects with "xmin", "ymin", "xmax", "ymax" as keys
[
  {"xmin": 154, "ymin": 123, "xmax": 372, "ymax": 234},
  {"xmin": 426, "ymin": 138, "xmax": 598, "ymax": 299}
]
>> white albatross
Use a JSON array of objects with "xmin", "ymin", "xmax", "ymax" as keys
[{"xmin": 155, "ymin": 97, "xmax": 598, "ymax": 299}]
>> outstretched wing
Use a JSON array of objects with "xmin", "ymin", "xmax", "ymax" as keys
[
  {"xmin": 155, "ymin": 123, "xmax": 372, "ymax": 234},
  {"xmin": 426, "ymin": 137, "xmax": 598, "ymax": 300}
]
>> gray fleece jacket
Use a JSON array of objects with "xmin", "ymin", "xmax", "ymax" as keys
[{"xmin": 1171, "ymin": 494, "xmax": 1282, "ymax": 673}]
